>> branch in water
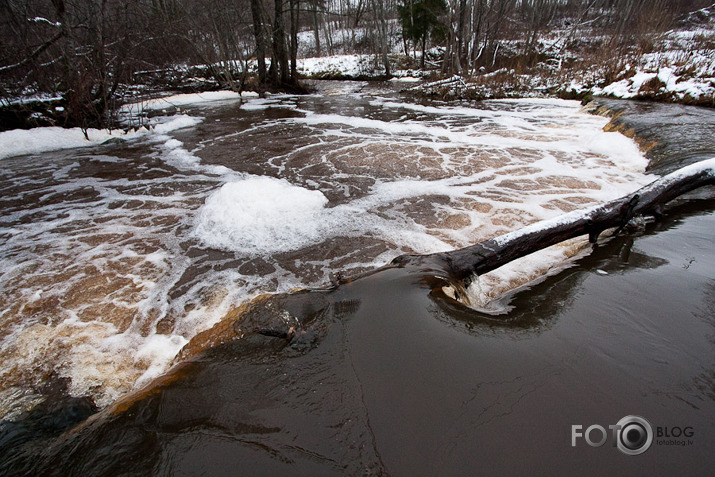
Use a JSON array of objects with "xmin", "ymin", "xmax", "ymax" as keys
[{"xmin": 394, "ymin": 158, "xmax": 715, "ymax": 283}]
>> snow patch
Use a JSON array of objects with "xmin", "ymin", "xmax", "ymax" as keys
[
  {"xmin": 120, "ymin": 90, "xmax": 241, "ymax": 113},
  {"xmin": 297, "ymin": 54, "xmax": 381, "ymax": 78},
  {"xmin": 0, "ymin": 115, "xmax": 203, "ymax": 160}
]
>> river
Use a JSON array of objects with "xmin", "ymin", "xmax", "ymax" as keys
[{"xmin": 0, "ymin": 83, "xmax": 713, "ymax": 475}]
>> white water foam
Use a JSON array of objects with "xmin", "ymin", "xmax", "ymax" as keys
[
  {"xmin": 274, "ymin": 97, "xmax": 654, "ymax": 307},
  {"xmin": 0, "ymin": 95, "xmax": 657, "ymax": 417},
  {"xmin": 194, "ymin": 176, "xmax": 330, "ymax": 254}
]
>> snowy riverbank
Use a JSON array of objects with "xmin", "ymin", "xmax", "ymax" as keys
[
  {"xmin": 296, "ymin": 3, "xmax": 714, "ymax": 107},
  {"xmin": 1, "ymin": 3, "xmax": 713, "ymax": 137}
]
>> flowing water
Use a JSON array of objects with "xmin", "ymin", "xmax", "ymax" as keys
[{"xmin": 0, "ymin": 86, "xmax": 713, "ymax": 474}]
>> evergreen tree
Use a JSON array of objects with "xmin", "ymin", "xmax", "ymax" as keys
[{"xmin": 397, "ymin": 0, "xmax": 447, "ymax": 68}]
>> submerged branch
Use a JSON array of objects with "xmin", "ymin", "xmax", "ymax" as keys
[{"xmin": 394, "ymin": 158, "xmax": 715, "ymax": 283}]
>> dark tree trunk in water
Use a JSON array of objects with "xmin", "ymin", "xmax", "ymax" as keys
[{"xmin": 393, "ymin": 159, "xmax": 715, "ymax": 285}]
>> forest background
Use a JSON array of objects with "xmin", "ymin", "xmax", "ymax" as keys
[{"xmin": 1, "ymin": 0, "xmax": 713, "ymax": 130}]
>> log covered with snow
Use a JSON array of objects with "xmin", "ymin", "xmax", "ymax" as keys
[{"xmin": 394, "ymin": 158, "xmax": 715, "ymax": 283}]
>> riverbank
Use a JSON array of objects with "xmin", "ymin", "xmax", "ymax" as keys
[{"xmin": 328, "ymin": 3, "xmax": 715, "ymax": 107}]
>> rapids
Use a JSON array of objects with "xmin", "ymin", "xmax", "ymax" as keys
[{"xmin": 0, "ymin": 83, "xmax": 703, "ymax": 420}]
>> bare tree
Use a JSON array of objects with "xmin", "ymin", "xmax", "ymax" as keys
[
  {"xmin": 290, "ymin": 0, "xmax": 299, "ymax": 81},
  {"xmin": 370, "ymin": 0, "xmax": 392, "ymax": 76},
  {"xmin": 270, "ymin": 0, "xmax": 289, "ymax": 83},
  {"xmin": 251, "ymin": 0, "xmax": 268, "ymax": 84}
]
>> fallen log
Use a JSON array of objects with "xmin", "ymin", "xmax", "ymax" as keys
[{"xmin": 394, "ymin": 158, "xmax": 715, "ymax": 284}]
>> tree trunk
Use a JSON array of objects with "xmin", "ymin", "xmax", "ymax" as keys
[
  {"xmin": 273, "ymin": 0, "xmax": 289, "ymax": 84},
  {"xmin": 421, "ymin": 35, "xmax": 426, "ymax": 69},
  {"xmin": 354, "ymin": 0, "xmax": 365, "ymax": 28},
  {"xmin": 615, "ymin": 0, "xmax": 637, "ymax": 41},
  {"xmin": 457, "ymin": 0, "xmax": 468, "ymax": 72},
  {"xmin": 393, "ymin": 159, "xmax": 715, "ymax": 285},
  {"xmin": 371, "ymin": 0, "xmax": 391, "ymax": 77},
  {"xmin": 312, "ymin": 2, "xmax": 321, "ymax": 57},
  {"xmin": 251, "ymin": 0, "xmax": 267, "ymax": 84},
  {"xmin": 323, "ymin": 13, "xmax": 333, "ymax": 56},
  {"xmin": 470, "ymin": 0, "xmax": 484, "ymax": 72},
  {"xmin": 290, "ymin": 0, "xmax": 299, "ymax": 81},
  {"xmin": 442, "ymin": 16, "xmax": 454, "ymax": 74}
]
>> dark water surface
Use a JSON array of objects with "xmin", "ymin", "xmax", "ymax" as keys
[
  {"xmin": 593, "ymin": 98, "xmax": 715, "ymax": 174},
  {"xmin": 0, "ymin": 92, "xmax": 713, "ymax": 475}
]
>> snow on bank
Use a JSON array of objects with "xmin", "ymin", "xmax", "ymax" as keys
[
  {"xmin": 120, "ymin": 90, "xmax": 250, "ymax": 114},
  {"xmin": 297, "ymin": 54, "xmax": 380, "ymax": 78},
  {"xmin": 0, "ymin": 115, "xmax": 202, "ymax": 160},
  {"xmin": 401, "ymin": 6, "xmax": 715, "ymax": 105},
  {"xmin": 296, "ymin": 54, "xmax": 422, "ymax": 79},
  {"xmin": 551, "ymin": 11, "xmax": 715, "ymax": 104},
  {"xmin": 0, "ymin": 90, "xmax": 265, "ymax": 160},
  {"xmin": 593, "ymin": 66, "xmax": 715, "ymax": 102}
]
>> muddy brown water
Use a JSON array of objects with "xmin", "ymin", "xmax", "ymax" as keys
[{"xmin": 0, "ymin": 91, "xmax": 713, "ymax": 475}]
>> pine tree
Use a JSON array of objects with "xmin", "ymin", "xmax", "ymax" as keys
[{"xmin": 397, "ymin": 0, "xmax": 447, "ymax": 69}]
